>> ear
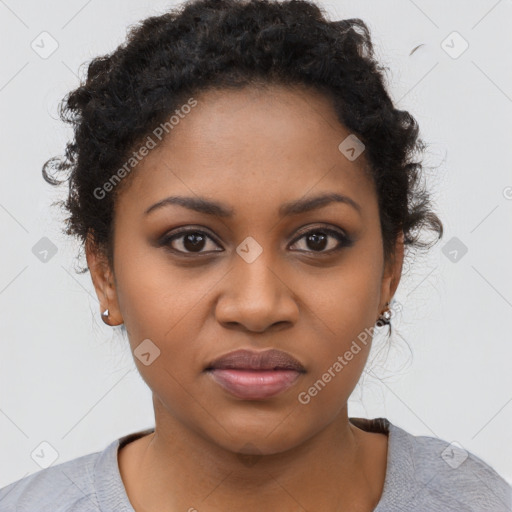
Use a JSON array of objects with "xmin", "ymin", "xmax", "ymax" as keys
[
  {"xmin": 378, "ymin": 231, "xmax": 404, "ymax": 315},
  {"xmin": 85, "ymin": 232, "xmax": 123, "ymax": 326}
]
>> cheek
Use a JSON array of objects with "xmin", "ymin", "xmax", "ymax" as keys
[
  {"xmin": 113, "ymin": 253, "xmax": 215, "ymax": 406},
  {"xmin": 294, "ymin": 305, "xmax": 375, "ymax": 427},
  {"xmin": 302, "ymin": 251, "xmax": 382, "ymax": 338},
  {"xmin": 115, "ymin": 258, "xmax": 208, "ymax": 420},
  {"xmin": 294, "ymin": 253, "xmax": 382, "ymax": 400},
  {"xmin": 114, "ymin": 238, "xmax": 204, "ymax": 337}
]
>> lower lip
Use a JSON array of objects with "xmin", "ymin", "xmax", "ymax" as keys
[{"xmin": 206, "ymin": 369, "xmax": 303, "ymax": 400}]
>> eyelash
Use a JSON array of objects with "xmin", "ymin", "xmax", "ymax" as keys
[{"xmin": 159, "ymin": 226, "xmax": 353, "ymax": 256}]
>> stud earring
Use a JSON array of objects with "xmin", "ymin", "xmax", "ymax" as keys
[
  {"xmin": 376, "ymin": 303, "xmax": 392, "ymax": 326},
  {"xmin": 101, "ymin": 308, "xmax": 110, "ymax": 325}
]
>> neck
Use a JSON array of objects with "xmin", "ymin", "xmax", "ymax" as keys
[{"xmin": 119, "ymin": 398, "xmax": 387, "ymax": 512}]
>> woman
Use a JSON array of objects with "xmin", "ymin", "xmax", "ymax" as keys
[{"xmin": 1, "ymin": 0, "xmax": 510, "ymax": 510}]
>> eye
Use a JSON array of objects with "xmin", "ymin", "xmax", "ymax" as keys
[
  {"xmin": 160, "ymin": 228, "xmax": 223, "ymax": 255},
  {"xmin": 160, "ymin": 225, "xmax": 353, "ymax": 256},
  {"xmin": 289, "ymin": 227, "xmax": 353, "ymax": 254}
]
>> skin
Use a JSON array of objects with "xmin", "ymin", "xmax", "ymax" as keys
[{"xmin": 86, "ymin": 83, "xmax": 404, "ymax": 512}]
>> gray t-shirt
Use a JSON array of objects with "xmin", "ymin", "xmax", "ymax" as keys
[{"xmin": 1, "ymin": 417, "xmax": 510, "ymax": 511}]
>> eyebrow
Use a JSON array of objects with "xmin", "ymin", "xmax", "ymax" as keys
[{"xmin": 144, "ymin": 192, "xmax": 361, "ymax": 218}]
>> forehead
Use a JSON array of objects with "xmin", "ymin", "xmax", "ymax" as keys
[{"xmin": 116, "ymin": 84, "xmax": 376, "ymax": 215}]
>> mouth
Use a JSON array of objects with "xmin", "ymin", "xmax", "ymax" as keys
[{"xmin": 204, "ymin": 348, "xmax": 306, "ymax": 400}]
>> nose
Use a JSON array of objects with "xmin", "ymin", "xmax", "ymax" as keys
[{"xmin": 215, "ymin": 249, "xmax": 299, "ymax": 333}]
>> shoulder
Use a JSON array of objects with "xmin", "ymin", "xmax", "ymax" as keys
[
  {"xmin": 0, "ymin": 447, "xmax": 105, "ymax": 512},
  {"xmin": 379, "ymin": 421, "xmax": 512, "ymax": 512}
]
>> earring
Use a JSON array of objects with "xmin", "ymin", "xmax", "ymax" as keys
[
  {"xmin": 377, "ymin": 303, "xmax": 392, "ymax": 327},
  {"xmin": 101, "ymin": 308, "xmax": 110, "ymax": 326},
  {"xmin": 101, "ymin": 308, "xmax": 124, "ymax": 327}
]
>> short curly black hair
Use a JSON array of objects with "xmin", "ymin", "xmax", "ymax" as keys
[{"xmin": 43, "ymin": 0, "xmax": 443, "ymax": 277}]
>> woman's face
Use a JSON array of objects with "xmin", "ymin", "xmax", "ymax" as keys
[{"xmin": 88, "ymin": 84, "xmax": 402, "ymax": 454}]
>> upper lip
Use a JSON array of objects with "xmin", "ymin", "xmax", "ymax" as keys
[{"xmin": 205, "ymin": 348, "xmax": 306, "ymax": 372}]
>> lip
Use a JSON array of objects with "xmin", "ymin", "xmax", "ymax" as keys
[
  {"xmin": 207, "ymin": 369, "xmax": 303, "ymax": 400},
  {"xmin": 205, "ymin": 348, "xmax": 306, "ymax": 372},
  {"xmin": 204, "ymin": 348, "xmax": 306, "ymax": 400}
]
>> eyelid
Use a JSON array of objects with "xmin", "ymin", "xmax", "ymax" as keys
[{"xmin": 290, "ymin": 224, "xmax": 348, "ymax": 243}]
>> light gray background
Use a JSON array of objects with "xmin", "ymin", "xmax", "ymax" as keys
[{"xmin": 1, "ymin": 0, "xmax": 511, "ymax": 488}]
